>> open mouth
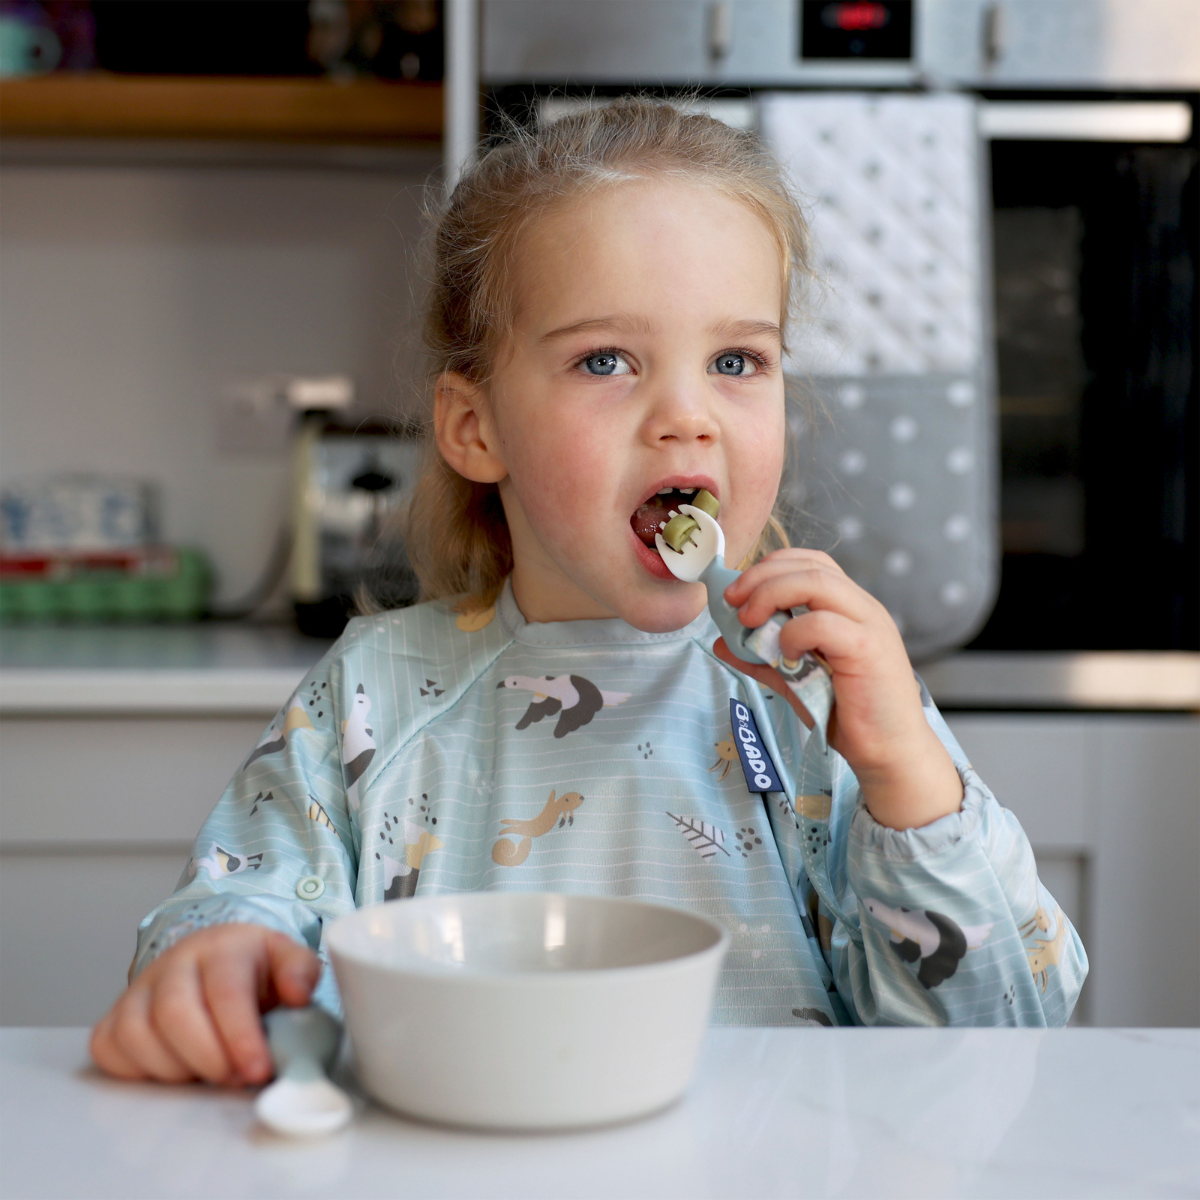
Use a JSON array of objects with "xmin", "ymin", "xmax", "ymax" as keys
[
  {"xmin": 633, "ymin": 482, "xmax": 715, "ymax": 549},
  {"xmin": 631, "ymin": 487, "xmax": 711, "ymax": 547}
]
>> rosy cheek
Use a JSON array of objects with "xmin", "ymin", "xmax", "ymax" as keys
[{"xmin": 510, "ymin": 457, "xmax": 578, "ymax": 533}]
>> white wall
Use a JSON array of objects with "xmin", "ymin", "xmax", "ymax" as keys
[{"xmin": 0, "ymin": 155, "xmax": 436, "ymax": 603}]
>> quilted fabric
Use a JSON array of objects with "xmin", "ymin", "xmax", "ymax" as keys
[
  {"xmin": 759, "ymin": 93, "xmax": 996, "ymax": 658},
  {"xmin": 760, "ymin": 92, "xmax": 984, "ymax": 376}
]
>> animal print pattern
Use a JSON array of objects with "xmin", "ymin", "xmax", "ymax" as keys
[{"xmin": 132, "ymin": 580, "xmax": 1087, "ymax": 1028}]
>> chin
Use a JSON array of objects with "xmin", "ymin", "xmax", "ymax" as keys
[{"xmin": 614, "ymin": 584, "xmax": 708, "ymax": 634}]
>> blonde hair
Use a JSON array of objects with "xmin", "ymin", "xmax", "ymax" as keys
[{"xmin": 406, "ymin": 98, "xmax": 810, "ymax": 611}]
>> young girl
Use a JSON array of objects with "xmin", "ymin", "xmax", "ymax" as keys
[{"xmin": 92, "ymin": 101, "xmax": 1086, "ymax": 1088}]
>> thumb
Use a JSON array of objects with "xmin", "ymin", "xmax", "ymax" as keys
[
  {"xmin": 264, "ymin": 933, "xmax": 321, "ymax": 1008},
  {"xmin": 713, "ymin": 637, "xmax": 815, "ymax": 730}
]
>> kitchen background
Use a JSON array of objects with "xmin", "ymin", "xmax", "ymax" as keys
[{"xmin": 0, "ymin": 0, "xmax": 1196, "ymax": 1030}]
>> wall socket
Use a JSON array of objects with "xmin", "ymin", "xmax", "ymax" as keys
[
  {"xmin": 215, "ymin": 376, "xmax": 297, "ymax": 456},
  {"xmin": 216, "ymin": 375, "xmax": 356, "ymax": 455}
]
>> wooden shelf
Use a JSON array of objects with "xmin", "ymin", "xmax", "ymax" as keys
[{"xmin": 0, "ymin": 74, "xmax": 442, "ymax": 144}]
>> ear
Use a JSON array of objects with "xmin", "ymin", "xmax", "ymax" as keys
[{"xmin": 434, "ymin": 372, "xmax": 507, "ymax": 484}]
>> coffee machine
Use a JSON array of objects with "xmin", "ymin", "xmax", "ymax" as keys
[{"xmin": 287, "ymin": 380, "xmax": 424, "ymax": 637}]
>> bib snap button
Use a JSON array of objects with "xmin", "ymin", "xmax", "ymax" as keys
[{"xmin": 296, "ymin": 875, "xmax": 325, "ymax": 901}]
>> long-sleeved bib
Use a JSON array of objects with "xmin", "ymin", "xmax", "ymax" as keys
[{"xmin": 135, "ymin": 582, "xmax": 1087, "ymax": 1026}]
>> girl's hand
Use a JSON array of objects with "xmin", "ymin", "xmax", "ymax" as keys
[
  {"xmin": 713, "ymin": 548, "xmax": 963, "ymax": 831},
  {"xmin": 90, "ymin": 924, "xmax": 320, "ymax": 1087}
]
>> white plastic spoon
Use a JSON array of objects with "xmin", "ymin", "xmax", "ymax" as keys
[{"xmin": 255, "ymin": 1006, "xmax": 353, "ymax": 1137}]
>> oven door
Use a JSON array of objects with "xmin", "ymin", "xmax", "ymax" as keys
[{"xmin": 970, "ymin": 100, "xmax": 1198, "ymax": 651}]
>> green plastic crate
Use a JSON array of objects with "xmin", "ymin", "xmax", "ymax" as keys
[{"xmin": 0, "ymin": 548, "xmax": 212, "ymax": 623}]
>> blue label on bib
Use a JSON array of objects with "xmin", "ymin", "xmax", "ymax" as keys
[{"xmin": 729, "ymin": 698, "xmax": 782, "ymax": 793}]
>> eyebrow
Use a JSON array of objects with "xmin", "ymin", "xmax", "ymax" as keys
[
  {"xmin": 539, "ymin": 314, "xmax": 656, "ymax": 342},
  {"xmin": 710, "ymin": 318, "xmax": 783, "ymax": 342},
  {"xmin": 539, "ymin": 314, "xmax": 782, "ymax": 343}
]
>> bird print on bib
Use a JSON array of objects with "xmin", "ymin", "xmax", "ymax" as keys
[
  {"xmin": 863, "ymin": 898, "xmax": 994, "ymax": 989},
  {"xmin": 342, "ymin": 684, "xmax": 377, "ymax": 812},
  {"xmin": 191, "ymin": 845, "xmax": 263, "ymax": 879},
  {"xmin": 497, "ymin": 674, "xmax": 630, "ymax": 739},
  {"xmin": 378, "ymin": 811, "xmax": 444, "ymax": 900},
  {"xmin": 242, "ymin": 685, "xmax": 319, "ymax": 770}
]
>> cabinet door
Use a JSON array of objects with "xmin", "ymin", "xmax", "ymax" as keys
[
  {"xmin": 0, "ymin": 851, "xmax": 187, "ymax": 1026},
  {"xmin": 947, "ymin": 713, "xmax": 1199, "ymax": 1027},
  {"xmin": 0, "ymin": 714, "xmax": 269, "ymax": 1026},
  {"xmin": 945, "ymin": 715, "xmax": 1091, "ymax": 1017},
  {"xmin": 1090, "ymin": 716, "xmax": 1200, "ymax": 1028},
  {"xmin": 944, "ymin": 715, "xmax": 1090, "ymax": 850},
  {"xmin": 1, "ymin": 715, "xmax": 268, "ymax": 844}
]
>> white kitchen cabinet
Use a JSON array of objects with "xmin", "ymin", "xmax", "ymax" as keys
[
  {"xmin": 0, "ymin": 714, "xmax": 273, "ymax": 1026},
  {"xmin": 0, "ymin": 852, "xmax": 189, "ymax": 1027},
  {"xmin": 1, "ymin": 715, "xmax": 269, "ymax": 845},
  {"xmin": 946, "ymin": 713, "xmax": 1200, "ymax": 1028},
  {"xmin": 0, "ymin": 625, "xmax": 316, "ymax": 1028}
]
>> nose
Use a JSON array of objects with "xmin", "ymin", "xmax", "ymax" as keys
[{"xmin": 639, "ymin": 371, "xmax": 720, "ymax": 447}]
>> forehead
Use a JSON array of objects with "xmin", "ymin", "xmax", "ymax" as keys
[{"xmin": 507, "ymin": 178, "xmax": 785, "ymax": 337}]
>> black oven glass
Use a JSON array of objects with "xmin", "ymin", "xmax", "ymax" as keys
[
  {"xmin": 970, "ymin": 130, "xmax": 1198, "ymax": 651},
  {"xmin": 800, "ymin": 1, "xmax": 912, "ymax": 60}
]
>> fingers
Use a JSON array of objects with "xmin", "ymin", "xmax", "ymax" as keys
[
  {"xmin": 199, "ymin": 942, "xmax": 273, "ymax": 1084},
  {"xmin": 725, "ymin": 548, "xmax": 845, "ymax": 604},
  {"xmin": 264, "ymin": 933, "xmax": 322, "ymax": 1009},
  {"xmin": 105, "ymin": 984, "xmax": 194, "ymax": 1083},
  {"xmin": 198, "ymin": 933, "xmax": 319, "ymax": 1085},
  {"xmin": 712, "ymin": 638, "xmax": 815, "ymax": 728},
  {"xmin": 732, "ymin": 564, "xmax": 879, "ymax": 632},
  {"xmin": 89, "ymin": 925, "xmax": 322, "ymax": 1089},
  {"xmin": 154, "ymin": 962, "xmax": 244, "ymax": 1084},
  {"xmin": 776, "ymin": 608, "xmax": 875, "ymax": 669},
  {"xmin": 90, "ymin": 1011, "xmax": 146, "ymax": 1081}
]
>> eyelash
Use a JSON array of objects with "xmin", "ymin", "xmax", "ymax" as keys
[
  {"xmin": 719, "ymin": 346, "xmax": 775, "ymax": 373},
  {"xmin": 572, "ymin": 345, "xmax": 625, "ymax": 371},
  {"xmin": 571, "ymin": 346, "xmax": 776, "ymax": 373}
]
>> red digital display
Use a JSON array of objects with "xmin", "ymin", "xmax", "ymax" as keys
[
  {"xmin": 801, "ymin": 0, "xmax": 912, "ymax": 60},
  {"xmin": 824, "ymin": 2, "xmax": 891, "ymax": 32}
]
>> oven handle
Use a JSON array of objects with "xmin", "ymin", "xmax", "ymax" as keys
[{"xmin": 978, "ymin": 101, "xmax": 1192, "ymax": 143}]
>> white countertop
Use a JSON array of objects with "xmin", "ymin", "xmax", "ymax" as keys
[
  {"xmin": 1, "ymin": 1027, "xmax": 1196, "ymax": 1199},
  {"xmin": 0, "ymin": 624, "xmax": 332, "ymax": 714},
  {"xmin": 1, "ymin": 624, "xmax": 1197, "ymax": 714}
]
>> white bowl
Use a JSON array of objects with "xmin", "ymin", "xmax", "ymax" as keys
[{"xmin": 327, "ymin": 892, "xmax": 728, "ymax": 1130}]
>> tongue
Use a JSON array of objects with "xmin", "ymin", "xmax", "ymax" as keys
[{"xmin": 631, "ymin": 495, "xmax": 673, "ymax": 547}]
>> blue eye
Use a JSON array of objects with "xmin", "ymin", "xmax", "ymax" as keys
[
  {"xmin": 580, "ymin": 352, "xmax": 631, "ymax": 376},
  {"xmin": 711, "ymin": 352, "xmax": 756, "ymax": 377}
]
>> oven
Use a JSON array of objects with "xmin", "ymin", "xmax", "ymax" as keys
[
  {"xmin": 977, "ymin": 110, "xmax": 1196, "ymax": 651},
  {"xmin": 479, "ymin": 0, "xmax": 1199, "ymax": 657}
]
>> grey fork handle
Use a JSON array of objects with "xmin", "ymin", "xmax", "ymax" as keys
[{"xmin": 264, "ymin": 1005, "xmax": 341, "ymax": 1083}]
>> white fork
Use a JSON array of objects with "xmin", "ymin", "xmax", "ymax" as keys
[{"xmin": 655, "ymin": 506, "xmax": 833, "ymax": 729}]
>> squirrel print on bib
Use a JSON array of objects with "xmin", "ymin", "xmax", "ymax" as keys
[
  {"xmin": 492, "ymin": 789, "xmax": 585, "ymax": 866},
  {"xmin": 1022, "ymin": 906, "xmax": 1069, "ymax": 992}
]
